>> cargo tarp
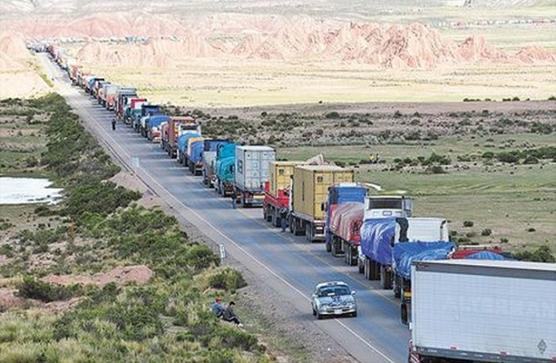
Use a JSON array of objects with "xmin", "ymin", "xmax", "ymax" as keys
[
  {"xmin": 360, "ymin": 217, "xmax": 397, "ymax": 265},
  {"xmin": 465, "ymin": 251, "xmax": 507, "ymax": 260},
  {"xmin": 392, "ymin": 241, "xmax": 455, "ymax": 280},
  {"xmin": 177, "ymin": 132, "xmax": 201, "ymax": 153},
  {"xmin": 147, "ymin": 115, "xmax": 169, "ymax": 129},
  {"xmin": 189, "ymin": 140, "xmax": 204, "ymax": 163},
  {"xmin": 325, "ymin": 185, "xmax": 366, "ymax": 243},
  {"xmin": 329, "ymin": 202, "xmax": 364, "ymax": 244}
]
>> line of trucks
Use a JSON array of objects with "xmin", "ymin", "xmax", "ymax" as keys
[{"xmin": 46, "ymin": 46, "xmax": 556, "ymax": 363}]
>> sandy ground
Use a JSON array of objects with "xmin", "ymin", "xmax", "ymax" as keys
[{"xmin": 0, "ymin": 70, "xmax": 50, "ymax": 99}]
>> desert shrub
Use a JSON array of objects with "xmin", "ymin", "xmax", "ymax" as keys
[
  {"xmin": 325, "ymin": 111, "xmax": 340, "ymax": 119},
  {"xmin": 215, "ymin": 325, "xmax": 259, "ymax": 351},
  {"xmin": 548, "ymin": 96, "xmax": 556, "ymax": 101},
  {"xmin": 526, "ymin": 227, "xmax": 536, "ymax": 232},
  {"xmin": 496, "ymin": 152, "xmax": 519, "ymax": 163},
  {"xmin": 513, "ymin": 246, "xmax": 555, "ymax": 262},
  {"xmin": 63, "ymin": 181, "xmax": 140, "ymax": 221},
  {"xmin": 393, "ymin": 110, "xmax": 402, "ymax": 118},
  {"xmin": 425, "ymin": 165, "xmax": 445, "ymax": 174},
  {"xmin": 463, "ymin": 221, "xmax": 474, "ymax": 227},
  {"xmin": 481, "ymin": 228, "xmax": 492, "ymax": 236},
  {"xmin": 17, "ymin": 276, "xmax": 80, "ymax": 302},
  {"xmin": 208, "ymin": 268, "xmax": 247, "ymax": 291},
  {"xmin": 523, "ymin": 156, "xmax": 539, "ymax": 164}
]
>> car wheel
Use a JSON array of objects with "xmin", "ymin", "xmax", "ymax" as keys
[
  {"xmin": 352, "ymin": 311, "xmax": 357, "ymax": 318},
  {"xmin": 316, "ymin": 311, "xmax": 322, "ymax": 320},
  {"xmin": 312, "ymin": 308, "xmax": 316, "ymax": 316}
]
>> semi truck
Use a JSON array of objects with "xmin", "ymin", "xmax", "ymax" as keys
[
  {"xmin": 201, "ymin": 139, "xmax": 231, "ymax": 187},
  {"xmin": 215, "ymin": 143, "xmax": 236, "ymax": 196},
  {"xmin": 409, "ymin": 259, "xmax": 556, "ymax": 363},
  {"xmin": 324, "ymin": 183, "xmax": 367, "ymax": 264},
  {"xmin": 162, "ymin": 116, "xmax": 199, "ymax": 158},
  {"xmin": 233, "ymin": 145, "xmax": 275, "ymax": 207},
  {"xmin": 115, "ymin": 88, "xmax": 137, "ymax": 120},
  {"xmin": 135, "ymin": 104, "xmax": 161, "ymax": 131},
  {"xmin": 263, "ymin": 161, "xmax": 305, "ymax": 227},
  {"xmin": 123, "ymin": 97, "xmax": 147, "ymax": 125},
  {"xmin": 104, "ymin": 84, "xmax": 120, "ymax": 111},
  {"xmin": 290, "ymin": 165, "xmax": 354, "ymax": 242},
  {"xmin": 177, "ymin": 132, "xmax": 201, "ymax": 165},
  {"xmin": 359, "ymin": 217, "xmax": 449, "ymax": 289},
  {"xmin": 186, "ymin": 137, "xmax": 205, "ymax": 174}
]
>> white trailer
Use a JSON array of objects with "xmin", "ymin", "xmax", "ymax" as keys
[
  {"xmin": 234, "ymin": 145, "xmax": 275, "ymax": 207},
  {"xmin": 410, "ymin": 259, "xmax": 556, "ymax": 363}
]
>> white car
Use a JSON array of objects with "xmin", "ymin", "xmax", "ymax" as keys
[{"xmin": 311, "ymin": 281, "xmax": 357, "ymax": 319}]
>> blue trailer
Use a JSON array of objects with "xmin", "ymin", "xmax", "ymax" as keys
[{"xmin": 215, "ymin": 143, "xmax": 236, "ymax": 196}]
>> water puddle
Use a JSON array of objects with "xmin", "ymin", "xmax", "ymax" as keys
[{"xmin": 0, "ymin": 177, "xmax": 63, "ymax": 205}]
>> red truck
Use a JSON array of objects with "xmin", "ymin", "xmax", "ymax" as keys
[
  {"xmin": 263, "ymin": 161, "xmax": 304, "ymax": 227},
  {"xmin": 162, "ymin": 116, "xmax": 198, "ymax": 158}
]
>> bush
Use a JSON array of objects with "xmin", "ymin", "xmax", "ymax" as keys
[
  {"xmin": 17, "ymin": 276, "xmax": 80, "ymax": 302},
  {"xmin": 325, "ymin": 111, "xmax": 340, "ymax": 119},
  {"xmin": 481, "ymin": 228, "xmax": 492, "ymax": 236},
  {"xmin": 523, "ymin": 156, "xmax": 539, "ymax": 164},
  {"xmin": 463, "ymin": 221, "xmax": 474, "ymax": 227},
  {"xmin": 208, "ymin": 268, "xmax": 247, "ymax": 291},
  {"xmin": 514, "ymin": 246, "xmax": 555, "ymax": 262},
  {"xmin": 425, "ymin": 165, "xmax": 446, "ymax": 174}
]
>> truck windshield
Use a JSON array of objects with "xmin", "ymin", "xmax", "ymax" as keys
[
  {"xmin": 369, "ymin": 198, "xmax": 402, "ymax": 209},
  {"xmin": 318, "ymin": 286, "xmax": 350, "ymax": 297}
]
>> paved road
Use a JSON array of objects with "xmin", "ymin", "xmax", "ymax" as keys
[{"xmin": 40, "ymin": 54, "xmax": 410, "ymax": 363}]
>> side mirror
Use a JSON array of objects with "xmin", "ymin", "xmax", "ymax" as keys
[
  {"xmin": 351, "ymin": 290, "xmax": 356, "ymax": 296},
  {"xmin": 311, "ymin": 293, "xmax": 316, "ymax": 298}
]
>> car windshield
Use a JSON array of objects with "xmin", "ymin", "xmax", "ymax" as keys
[{"xmin": 317, "ymin": 286, "xmax": 350, "ymax": 297}]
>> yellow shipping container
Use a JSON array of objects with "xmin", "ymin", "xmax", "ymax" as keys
[
  {"xmin": 187, "ymin": 137, "xmax": 204, "ymax": 157},
  {"xmin": 268, "ymin": 161, "xmax": 305, "ymax": 197},
  {"xmin": 292, "ymin": 165, "xmax": 354, "ymax": 220}
]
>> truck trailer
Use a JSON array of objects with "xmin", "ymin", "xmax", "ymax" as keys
[
  {"xmin": 234, "ymin": 145, "xmax": 275, "ymax": 207},
  {"xmin": 186, "ymin": 137, "xmax": 205, "ymax": 174},
  {"xmin": 359, "ymin": 217, "xmax": 449, "ymax": 289},
  {"xmin": 409, "ymin": 259, "xmax": 556, "ymax": 363},
  {"xmin": 290, "ymin": 165, "xmax": 354, "ymax": 242},
  {"xmin": 162, "ymin": 116, "xmax": 199, "ymax": 158}
]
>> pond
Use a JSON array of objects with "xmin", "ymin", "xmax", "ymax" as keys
[{"xmin": 0, "ymin": 177, "xmax": 63, "ymax": 205}]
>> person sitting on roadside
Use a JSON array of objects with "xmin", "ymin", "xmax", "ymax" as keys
[
  {"xmin": 222, "ymin": 301, "xmax": 242, "ymax": 326},
  {"xmin": 211, "ymin": 297, "xmax": 224, "ymax": 318}
]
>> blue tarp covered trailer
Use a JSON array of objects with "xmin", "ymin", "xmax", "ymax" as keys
[
  {"xmin": 177, "ymin": 132, "xmax": 201, "ymax": 164},
  {"xmin": 392, "ymin": 241, "xmax": 455, "ymax": 280},
  {"xmin": 360, "ymin": 217, "xmax": 397, "ymax": 266}
]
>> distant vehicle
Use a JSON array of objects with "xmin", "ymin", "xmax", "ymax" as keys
[{"xmin": 311, "ymin": 281, "xmax": 357, "ymax": 319}]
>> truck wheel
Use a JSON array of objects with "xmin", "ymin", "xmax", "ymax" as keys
[
  {"xmin": 364, "ymin": 259, "xmax": 370, "ymax": 280},
  {"xmin": 401, "ymin": 303, "xmax": 408, "ymax": 325},
  {"xmin": 305, "ymin": 224, "xmax": 313, "ymax": 242},
  {"xmin": 344, "ymin": 244, "xmax": 351, "ymax": 265},
  {"xmin": 325, "ymin": 241, "xmax": 332, "ymax": 253},
  {"xmin": 358, "ymin": 260, "xmax": 364, "ymax": 274},
  {"xmin": 380, "ymin": 267, "xmax": 393, "ymax": 290}
]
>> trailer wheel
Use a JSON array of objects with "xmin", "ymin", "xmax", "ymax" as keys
[
  {"xmin": 332, "ymin": 239, "xmax": 342, "ymax": 257},
  {"xmin": 344, "ymin": 243, "xmax": 351, "ymax": 265},
  {"xmin": 358, "ymin": 259, "xmax": 364, "ymax": 274},
  {"xmin": 380, "ymin": 266, "xmax": 393, "ymax": 290},
  {"xmin": 305, "ymin": 223, "xmax": 313, "ymax": 242},
  {"xmin": 364, "ymin": 259, "xmax": 370, "ymax": 280},
  {"xmin": 325, "ymin": 240, "xmax": 332, "ymax": 253}
]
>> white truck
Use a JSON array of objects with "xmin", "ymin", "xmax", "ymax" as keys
[
  {"xmin": 234, "ymin": 145, "xmax": 275, "ymax": 207},
  {"xmin": 409, "ymin": 259, "xmax": 556, "ymax": 363}
]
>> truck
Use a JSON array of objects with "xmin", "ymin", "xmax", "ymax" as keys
[
  {"xmin": 396, "ymin": 244, "xmax": 507, "ymax": 326},
  {"xmin": 162, "ymin": 116, "xmax": 199, "ymax": 158},
  {"xmin": 85, "ymin": 76, "xmax": 103, "ymax": 95},
  {"xmin": 186, "ymin": 137, "xmax": 205, "ymax": 174},
  {"xmin": 324, "ymin": 183, "xmax": 367, "ymax": 263},
  {"xmin": 177, "ymin": 132, "xmax": 201, "ymax": 165},
  {"xmin": 123, "ymin": 98, "xmax": 147, "ymax": 125},
  {"xmin": 409, "ymin": 259, "xmax": 556, "ymax": 363},
  {"xmin": 263, "ymin": 161, "xmax": 305, "ymax": 227},
  {"xmin": 214, "ymin": 143, "xmax": 236, "ymax": 197},
  {"xmin": 145, "ymin": 115, "xmax": 170, "ymax": 141},
  {"xmin": 115, "ymin": 88, "xmax": 137, "ymax": 120},
  {"xmin": 135, "ymin": 104, "xmax": 161, "ymax": 131},
  {"xmin": 104, "ymin": 85, "xmax": 120, "ymax": 111},
  {"xmin": 201, "ymin": 139, "xmax": 231, "ymax": 187},
  {"xmin": 93, "ymin": 80, "xmax": 109, "ymax": 100},
  {"xmin": 233, "ymin": 146, "xmax": 275, "ymax": 207},
  {"xmin": 290, "ymin": 165, "xmax": 354, "ymax": 242},
  {"xmin": 97, "ymin": 82, "xmax": 112, "ymax": 106},
  {"xmin": 359, "ymin": 217, "xmax": 449, "ymax": 289}
]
